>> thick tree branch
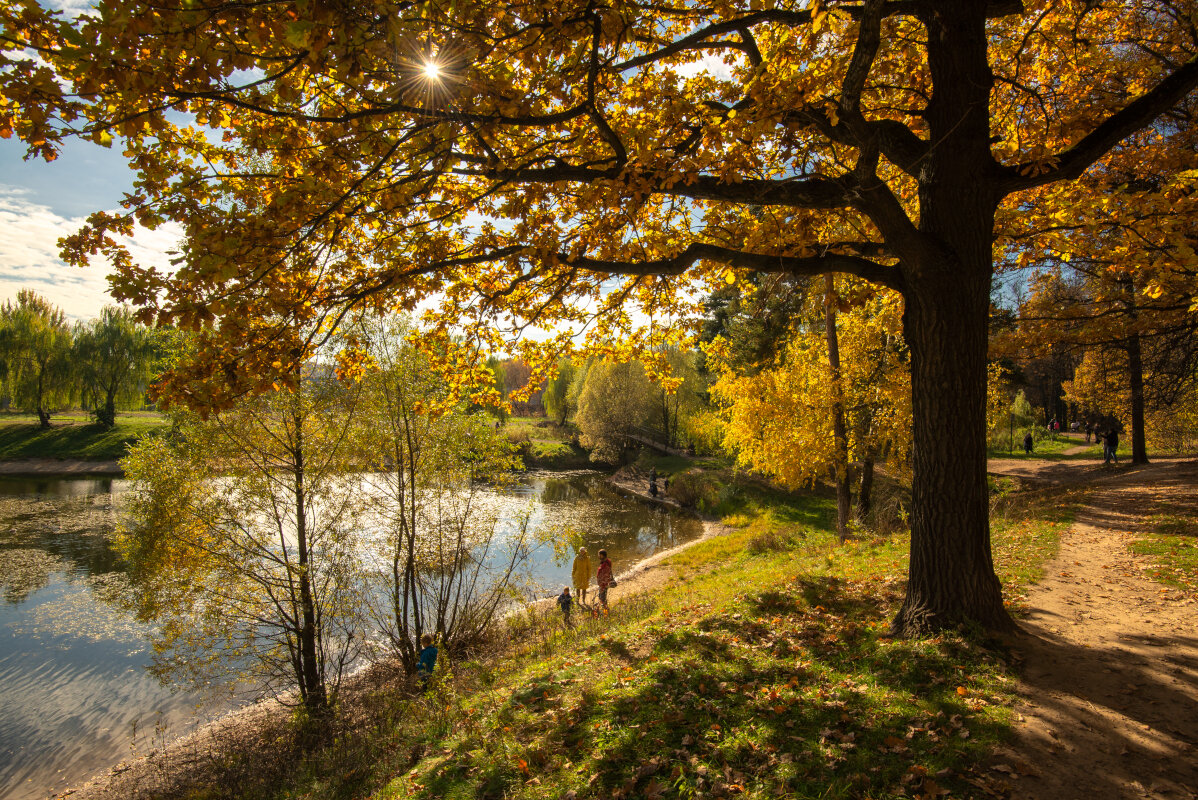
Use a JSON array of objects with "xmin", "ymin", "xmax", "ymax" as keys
[
  {"xmin": 786, "ymin": 105, "xmax": 928, "ymax": 177},
  {"xmin": 842, "ymin": 0, "xmax": 885, "ymax": 114},
  {"xmin": 561, "ymin": 243, "xmax": 905, "ymax": 292},
  {"xmin": 1001, "ymin": 54, "xmax": 1198, "ymax": 194},
  {"xmin": 614, "ymin": 2, "xmax": 929, "ymax": 72},
  {"xmin": 479, "ymin": 162, "xmax": 852, "ymax": 208},
  {"xmin": 615, "ymin": 11, "xmax": 813, "ymax": 71}
]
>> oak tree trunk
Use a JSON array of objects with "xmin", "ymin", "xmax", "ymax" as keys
[
  {"xmin": 894, "ymin": 266, "xmax": 1013, "ymax": 634},
  {"xmin": 891, "ymin": 3, "xmax": 1013, "ymax": 635}
]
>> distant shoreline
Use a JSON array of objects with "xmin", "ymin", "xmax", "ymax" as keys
[{"xmin": 0, "ymin": 458, "xmax": 123, "ymax": 475}]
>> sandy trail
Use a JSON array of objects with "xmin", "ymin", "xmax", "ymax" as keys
[{"xmin": 988, "ymin": 458, "xmax": 1198, "ymax": 800}]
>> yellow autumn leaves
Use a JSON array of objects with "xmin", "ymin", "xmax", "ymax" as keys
[{"xmin": 710, "ymin": 279, "xmax": 911, "ymax": 490}]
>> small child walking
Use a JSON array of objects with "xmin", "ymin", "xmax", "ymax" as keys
[
  {"xmin": 556, "ymin": 586, "xmax": 573, "ymax": 626},
  {"xmin": 417, "ymin": 633, "xmax": 437, "ymax": 690}
]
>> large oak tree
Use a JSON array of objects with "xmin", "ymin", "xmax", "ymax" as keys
[{"xmin": 5, "ymin": 0, "xmax": 1198, "ymax": 634}]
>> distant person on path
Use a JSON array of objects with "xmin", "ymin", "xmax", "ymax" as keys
[
  {"xmin": 1105, "ymin": 428, "xmax": 1120, "ymax": 465},
  {"xmin": 571, "ymin": 547, "xmax": 592, "ymax": 606},
  {"xmin": 1085, "ymin": 422, "xmax": 1093, "ymax": 443},
  {"xmin": 417, "ymin": 633, "xmax": 437, "ymax": 689},
  {"xmin": 649, "ymin": 478, "xmax": 658, "ymax": 497},
  {"xmin": 1023, "ymin": 432, "xmax": 1034, "ymax": 454},
  {"xmin": 556, "ymin": 586, "xmax": 573, "ymax": 626},
  {"xmin": 596, "ymin": 549, "xmax": 614, "ymax": 611}
]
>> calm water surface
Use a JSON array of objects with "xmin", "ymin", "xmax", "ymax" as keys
[{"xmin": 0, "ymin": 471, "xmax": 700, "ymax": 800}]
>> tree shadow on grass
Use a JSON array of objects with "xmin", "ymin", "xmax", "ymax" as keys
[{"xmin": 402, "ymin": 576, "xmax": 1020, "ymax": 800}]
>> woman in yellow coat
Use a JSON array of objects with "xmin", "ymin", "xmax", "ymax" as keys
[{"xmin": 571, "ymin": 546, "xmax": 592, "ymax": 607}]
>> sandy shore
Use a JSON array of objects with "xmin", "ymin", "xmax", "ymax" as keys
[{"xmin": 0, "ymin": 458, "xmax": 123, "ymax": 475}]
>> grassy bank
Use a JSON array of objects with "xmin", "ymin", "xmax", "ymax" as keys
[
  {"xmin": 503, "ymin": 416, "xmax": 595, "ymax": 470},
  {"xmin": 0, "ymin": 412, "xmax": 167, "ymax": 461},
  {"xmin": 115, "ymin": 471, "xmax": 1077, "ymax": 800},
  {"xmin": 1131, "ymin": 510, "xmax": 1198, "ymax": 596}
]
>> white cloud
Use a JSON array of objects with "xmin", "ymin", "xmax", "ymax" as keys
[
  {"xmin": 673, "ymin": 51, "xmax": 738, "ymax": 82},
  {"xmin": 0, "ymin": 186, "xmax": 181, "ymax": 320}
]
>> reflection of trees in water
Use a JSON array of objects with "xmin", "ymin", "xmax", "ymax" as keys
[
  {"xmin": 531, "ymin": 474, "xmax": 703, "ymax": 566},
  {"xmin": 0, "ymin": 494, "xmax": 124, "ymax": 605},
  {"xmin": 0, "ymin": 474, "xmax": 702, "ymax": 611},
  {"xmin": 536, "ymin": 476, "xmax": 585, "ymax": 505},
  {"xmin": 0, "ymin": 548, "xmax": 59, "ymax": 604}
]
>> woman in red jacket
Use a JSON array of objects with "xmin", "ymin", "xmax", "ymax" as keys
[{"xmin": 596, "ymin": 549, "xmax": 613, "ymax": 610}]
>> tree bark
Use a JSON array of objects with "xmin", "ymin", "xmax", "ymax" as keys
[
  {"xmin": 824, "ymin": 275, "xmax": 852, "ymax": 543},
  {"xmin": 890, "ymin": 3, "xmax": 1013, "ymax": 635},
  {"xmin": 292, "ymin": 413, "xmax": 327, "ymax": 710},
  {"xmin": 894, "ymin": 266, "xmax": 1012, "ymax": 634},
  {"xmin": 858, "ymin": 457, "xmax": 874, "ymax": 520},
  {"xmin": 1126, "ymin": 331, "xmax": 1149, "ymax": 464},
  {"xmin": 1117, "ymin": 279, "xmax": 1149, "ymax": 464}
]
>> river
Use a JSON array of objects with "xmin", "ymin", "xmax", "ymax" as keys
[{"xmin": 0, "ymin": 471, "xmax": 701, "ymax": 800}]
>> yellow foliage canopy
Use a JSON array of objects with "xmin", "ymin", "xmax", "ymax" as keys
[{"xmin": 713, "ymin": 284, "xmax": 910, "ymax": 490}]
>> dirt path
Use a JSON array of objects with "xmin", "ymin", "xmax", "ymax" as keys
[{"xmin": 987, "ymin": 458, "xmax": 1198, "ymax": 800}]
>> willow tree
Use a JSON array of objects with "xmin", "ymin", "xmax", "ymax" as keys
[
  {"xmin": 0, "ymin": 290, "xmax": 73, "ymax": 427},
  {"xmin": 6, "ymin": 1, "xmax": 1198, "ymax": 634},
  {"xmin": 73, "ymin": 305, "xmax": 160, "ymax": 428}
]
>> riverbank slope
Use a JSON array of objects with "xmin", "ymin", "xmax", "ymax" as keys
[
  {"xmin": 0, "ymin": 413, "xmax": 166, "ymax": 472},
  {"xmin": 60, "ymin": 468, "xmax": 1078, "ymax": 800}
]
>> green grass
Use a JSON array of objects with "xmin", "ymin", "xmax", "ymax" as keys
[
  {"xmin": 166, "ymin": 473, "xmax": 1070, "ymax": 800},
  {"xmin": 116, "ymin": 466, "xmax": 1071, "ymax": 800},
  {"xmin": 988, "ymin": 433, "xmax": 1139, "ymax": 463},
  {"xmin": 369, "ymin": 505, "xmax": 1053, "ymax": 800},
  {"xmin": 501, "ymin": 417, "xmax": 596, "ymax": 470},
  {"xmin": 0, "ymin": 412, "xmax": 167, "ymax": 460},
  {"xmin": 1130, "ymin": 511, "xmax": 1198, "ymax": 595},
  {"xmin": 524, "ymin": 441, "xmax": 593, "ymax": 470},
  {"xmin": 987, "ymin": 433, "xmax": 1085, "ymax": 459},
  {"xmin": 505, "ymin": 415, "xmax": 576, "ymax": 445}
]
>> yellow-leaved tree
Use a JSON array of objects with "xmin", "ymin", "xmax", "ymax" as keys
[
  {"xmin": 7, "ymin": 1, "xmax": 1198, "ymax": 632},
  {"xmin": 713, "ymin": 279, "xmax": 910, "ymax": 538}
]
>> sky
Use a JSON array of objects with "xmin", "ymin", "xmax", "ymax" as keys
[
  {"xmin": 0, "ymin": 133, "xmax": 182, "ymax": 321},
  {"xmin": 0, "ymin": 0, "xmax": 181, "ymax": 321}
]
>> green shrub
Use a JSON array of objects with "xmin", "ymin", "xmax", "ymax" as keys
[{"xmin": 668, "ymin": 469, "xmax": 722, "ymax": 510}]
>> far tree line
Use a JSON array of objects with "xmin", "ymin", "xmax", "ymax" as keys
[
  {"xmin": 496, "ymin": 266, "xmax": 1198, "ymax": 542},
  {"xmin": 0, "ymin": 290, "xmax": 164, "ymax": 429}
]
